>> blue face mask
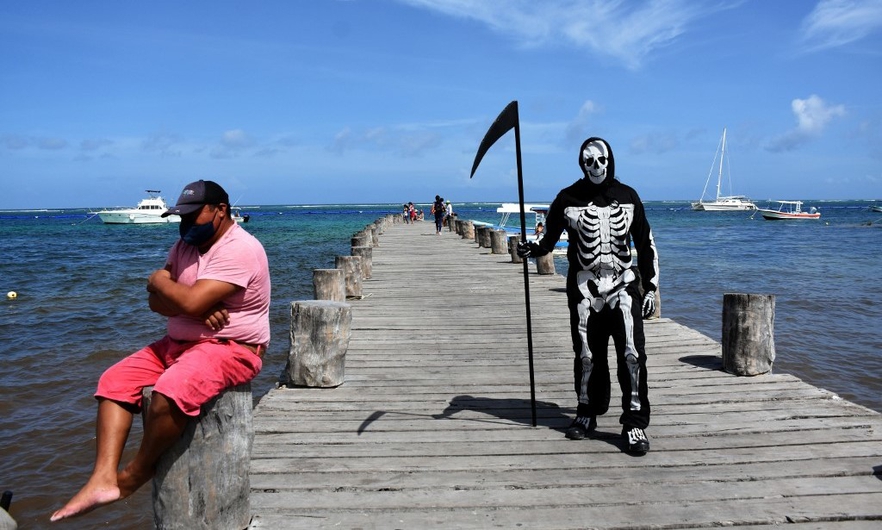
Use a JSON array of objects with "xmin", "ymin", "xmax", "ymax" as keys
[{"xmin": 179, "ymin": 210, "xmax": 217, "ymax": 246}]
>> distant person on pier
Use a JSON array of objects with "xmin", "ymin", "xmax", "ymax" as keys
[
  {"xmin": 51, "ymin": 180, "xmax": 271, "ymax": 522},
  {"xmin": 432, "ymin": 195, "xmax": 446, "ymax": 234},
  {"xmin": 534, "ymin": 221, "xmax": 544, "ymax": 236},
  {"xmin": 444, "ymin": 200, "xmax": 454, "ymax": 227},
  {"xmin": 517, "ymin": 137, "xmax": 658, "ymax": 455},
  {"xmin": 402, "ymin": 203, "xmax": 411, "ymax": 224}
]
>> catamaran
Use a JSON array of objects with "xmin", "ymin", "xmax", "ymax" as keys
[{"xmin": 691, "ymin": 128, "xmax": 756, "ymax": 211}]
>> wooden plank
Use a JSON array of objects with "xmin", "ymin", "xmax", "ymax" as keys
[{"xmin": 248, "ymin": 221, "xmax": 882, "ymax": 529}]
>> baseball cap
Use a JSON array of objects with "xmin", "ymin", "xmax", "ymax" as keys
[{"xmin": 162, "ymin": 180, "xmax": 229, "ymax": 217}]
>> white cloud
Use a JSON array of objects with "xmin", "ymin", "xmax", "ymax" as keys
[
  {"xmin": 211, "ymin": 129, "xmax": 254, "ymax": 159},
  {"xmin": 141, "ymin": 132, "xmax": 184, "ymax": 157},
  {"xmin": 565, "ymin": 100, "xmax": 600, "ymax": 144},
  {"xmin": 799, "ymin": 0, "xmax": 882, "ymax": 52},
  {"xmin": 766, "ymin": 95, "xmax": 846, "ymax": 152},
  {"xmin": 330, "ymin": 124, "xmax": 443, "ymax": 157},
  {"xmin": 792, "ymin": 94, "xmax": 846, "ymax": 134},
  {"xmin": 395, "ymin": 0, "xmax": 736, "ymax": 69}
]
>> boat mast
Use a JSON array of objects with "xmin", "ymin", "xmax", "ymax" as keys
[{"xmin": 717, "ymin": 128, "xmax": 726, "ymax": 201}]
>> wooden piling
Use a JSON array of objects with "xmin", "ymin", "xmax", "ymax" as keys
[
  {"xmin": 536, "ymin": 253, "xmax": 555, "ymax": 275},
  {"xmin": 722, "ymin": 293, "xmax": 776, "ymax": 375},
  {"xmin": 461, "ymin": 220, "xmax": 475, "ymax": 240},
  {"xmin": 285, "ymin": 300, "xmax": 351, "ymax": 388},
  {"xmin": 143, "ymin": 384, "xmax": 253, "ymax": 530},
  {"xmin": 478, "ymin": 227, "xmax": 493, "ymax": 248},
  {"xmin": 490, "ymin": 229, "xmax": 508, "ymax": 254},
  {"xmin": 351, "ymin": 233, "xmax": 370, "ymax": 250},
  {"xmin": 312, "ymin": 268, "xmax": 345, "ymax": 301},
  {"xmin": 508, "ymin": 234, "xmax": 523, "ymax": 263},
  {"xmin": 351, "ymin": 246, "xmax": 373, "ymax": 279},
  {"xmin": 335, "ymin": 255, "xmax": 363, "ymax": 299}
]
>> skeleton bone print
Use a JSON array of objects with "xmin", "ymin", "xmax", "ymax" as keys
[{"xmin": 565, "ymin": 200, "xmax": 637, "ymax": 311}]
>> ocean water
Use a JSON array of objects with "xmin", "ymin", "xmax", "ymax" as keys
[{"xmin": 1, "ymin": 200, "xmax": 880, "ymax": 529}]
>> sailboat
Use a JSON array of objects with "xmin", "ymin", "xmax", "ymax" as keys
[{"xmin": 691, "ymin": 128, "xmax": 756, "ymax": 211}]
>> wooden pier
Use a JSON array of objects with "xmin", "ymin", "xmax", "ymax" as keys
[{"xmin": 248, "ymin": 221, "xmax": 882, "ymax": 529}]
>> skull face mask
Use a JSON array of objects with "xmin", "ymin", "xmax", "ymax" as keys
[{"xmin": 580, "ymin": 139, "xmax": 610, "ymax": 185}]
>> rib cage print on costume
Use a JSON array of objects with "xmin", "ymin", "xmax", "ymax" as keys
[{"xmin": 565, "ymin": 200, "xmax": 637, "ymax": 312}]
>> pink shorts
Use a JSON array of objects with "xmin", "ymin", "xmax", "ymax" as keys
[{"xmin": 95, "ymin": 336, "xmax": 263, "ymax": 417}]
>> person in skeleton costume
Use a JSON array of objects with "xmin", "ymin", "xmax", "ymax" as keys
[{"xmin": 518, "ymin": 137, "xmax": 658, "ymax": 454}]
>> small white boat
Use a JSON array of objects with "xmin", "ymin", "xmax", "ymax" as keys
[
  {"xmin": 96, "ymin": 190, "xmax": 180, "ymax": 224},
  {"xmin": 231, "ymin": 206, "xmax": 250, "ymax": 223},
  {"xmin": 870, "ymin": 204, "xmax": 882, "ymax": 213},
  {"xmin": 472, "ymin": 203, "xmax": 567, "ymax": 253},
  {"xmin": 756, "ymin": 200, "xmax": 821, "ymax": 220},
  {"xmin": 691, "ymin": 128, "xmax": 756, "ymax": 211}
]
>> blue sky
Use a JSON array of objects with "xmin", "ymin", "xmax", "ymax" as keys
[{"xmin": 2, "ymin": 0, "xmax": 881, "ymax": 209}]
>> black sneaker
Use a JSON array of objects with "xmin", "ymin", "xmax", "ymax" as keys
[
  {"xmin": 623, "ymin": 426, "xmax": 650, "ymax": 454},
  {"xmin": 565, "ymin": 415, "xmax": 596, "ymax": 440}
]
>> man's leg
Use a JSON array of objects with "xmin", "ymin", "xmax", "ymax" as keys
[
  {"xmin": 117, "ymin": 391, "xmax": 188, "ymax": 498},
  {"xmin": 50, "ymin": 399, "xmax": 134, "ymax": 521}
]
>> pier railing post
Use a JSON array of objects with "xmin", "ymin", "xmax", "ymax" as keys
[
  {"xmin": 722, "ymin": 293, "xmax": 775, "ymax": 376},
  {"xmin": 335, "ymin": 255, "xmax": 363, "ymax": 299},
  {"xmin": 312, "ymin": 268, "xmax": 346, "ymax": 301},
  {"xmin": 461, "ymin": 220, "xmax": 475, "ymax": 240},
  {"xmin": 143, "ymin": 384, "xmax": 253, "ymax": 530},
  {"xmin": 508, "ymin": 235, "xmax": 523, "ymax": 264},
  {"xmin": 490, "ymin": 229, "xmax": 508, "ymax": 254},
  {"xmin": 351, "ymin": 246, "xmax": 373, "ymax": 279},
  {"xmin": 478, "ymin": 227, "xmax": 493, "ymax": 248},
  {"xmin": 351, "ymin": 233, "xmax": 370, "ymax": 249},
  {"xmin": 536, "ymin": 253, "xmax": 555, "ymax": 275},
  {"xmin": 285, "ymin": 300, "xmax": 352, "ymax": 388}
]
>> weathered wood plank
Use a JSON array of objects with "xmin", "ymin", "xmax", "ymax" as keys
[{"xmin": 249, "ymin": 221, "xmax": 882, "ymax": 529}]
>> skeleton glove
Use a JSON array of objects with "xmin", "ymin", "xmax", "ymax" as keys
[
  {"xmin": 516, "ymin": 241, "xmax": 547, "ymax": 258},
  {"xmin": 641, "ymin": 291, "xmax": 656, "ymax": 319}
]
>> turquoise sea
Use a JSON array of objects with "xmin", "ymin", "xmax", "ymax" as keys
[{"xmin": 1, "ymin": 200, "xmax": 881, "ymax": 529}]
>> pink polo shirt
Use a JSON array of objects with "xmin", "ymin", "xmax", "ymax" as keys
[{"xmin": 165, "ymin": 223, "xmax": 271, "ymax": 345}]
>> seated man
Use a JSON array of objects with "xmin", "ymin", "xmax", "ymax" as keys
[{"xmin": 51, "ymin": 180, "xmax": 271, "ymax": 522}]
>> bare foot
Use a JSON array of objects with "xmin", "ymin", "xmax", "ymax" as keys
[{"xmin": 50, "ymin": 479, "xmax": 121, "ymax": 522}]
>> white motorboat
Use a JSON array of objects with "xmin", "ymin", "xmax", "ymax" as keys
[
  {"xmin": 472, "ymin": 203, "xmax": 567, "ymax": 253},
  {"xmin": 96, "ymin": 190, "xmax": 180, "ymax": 224},
  {"xmin": 231, "ymin": 206, "xmax": 250, "ymax": 223},
  {"xmin": 756, "ymin": 200, "xmax": 820, "ymax": 220},
  {"xmin": 691, "ymin": 128, "xmax": 756, "ymax": 211}
]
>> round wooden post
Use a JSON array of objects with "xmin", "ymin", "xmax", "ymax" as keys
[
  {"xmin": 351, "ymin": 233, "xmax": 370, "ymax": 250},
  {"xmin": 367, "ymin": 224, "xmax": 379, "ymax": 246},
  {"xmin": 351, "ymin": 245, "xmax": 373, "ymax": 279},
  {"xmin": 335, "ymin": 255, "xmax": 363, "ymax": 299},
  {"xmin": 490, "ymin": 229, "xmax": 508, "ymax": 254},
  {"xmin": 143, "ymin": 383, "xmax": 253, "ymax": 530},
  {"xmin": 536, "ymin": 253, "xmax": 555, "ymax": 275},
  {"xmin": 461, "ymin": 220, "xmax": 475, "ymax": 240},
  {"xmin": 509, "ymin": 235, "xmax": 523, "ymax": 264},
  {"xmin": 313, "ymin": 268, "xmax": 345, "ymax": 301},
  {"xmin": 722, "ymin": 293, "xmax": 775, "ymax": 376},
  {"xmin": 286, "ymin": 300, "xmax": 351, "ymax": 387},
  {"xmin": 479, "ymin": 227, "xmax": 493, "ymax": 248}
]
